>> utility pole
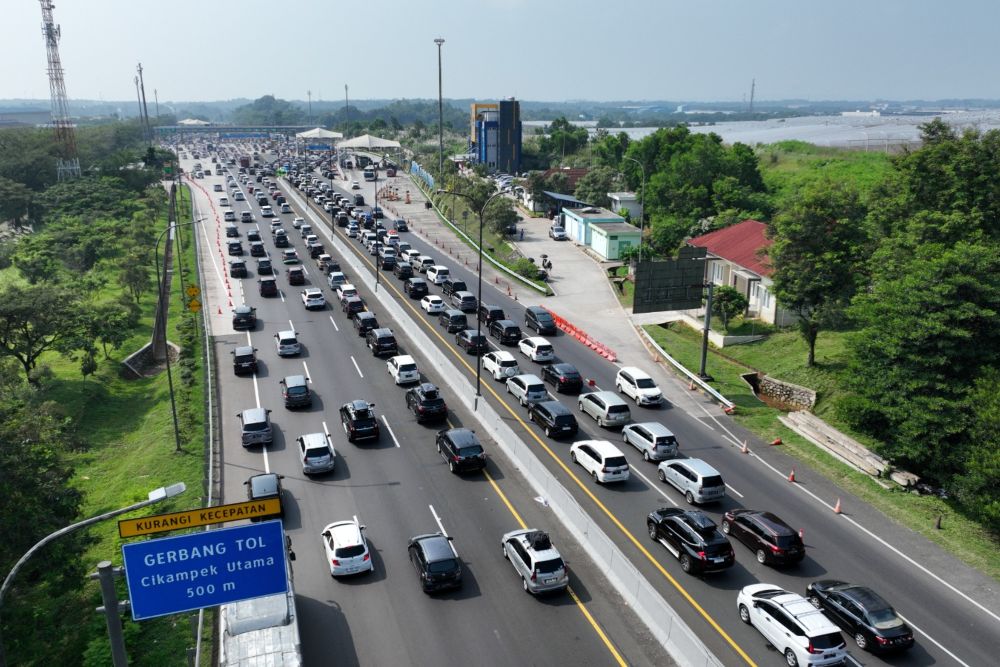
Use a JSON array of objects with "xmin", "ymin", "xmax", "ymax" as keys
[
  {"xmin": 153, "ymin": 88, "xmax": 160, "ymax": 120},
  {"xmin": 748, "ymin": 78, "xmax": 756, "ymax": 115},
  {"xmin": 344, "ymin": 84, "xmax": 350, "ymax": 138},
  {"xmin": 39, "ymin": 0, "xmax": 81, "ymax": 180},
  {"xmin": 307, "ymin": 90, "xmax": 312, "ymax": 123},
  {"xmin": 434, "ymin": 37, "xmax": 445, "ymax": 177},
  {"xmin": 137, "ymin": 63, "xmax": 151, "ymax": 144},
  {"xmin": 134, "ymin": 75, "xmax": 143, "ymax": 129}
]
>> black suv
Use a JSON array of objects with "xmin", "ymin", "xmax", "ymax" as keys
[
  {"xmin": 435, "ymin": 428, "xmax": 486, "ymax": 474},
  {"xmin": 721, "ymin": 509, "xmax": 805, "ymax": 565},
  {"xmin": 256, "ymin": 257, "xmax": 273, "ymax": 275},
  {"xmin": 286, "ymin": 266, "xmax": 305, "ymax": 285},
  {"xmin": 527, "ymin": 400, "xmax": 578, "ymax": 439},
  {"xmin": 249, "ymin": 241, "xmax": 266, "ymax": 257},
  {"xmin": 232, "ymin": 305, "xmax": 257, "ymax": 330},
  {"xmin": 231, "ymin": 345, "xmax": 258, "ymax": 375},
  {"xmin": 342, "ymin": 296, "xmax": 365, "ymax": 318},
  {"xmin": 280, "ymin": 374, "xmax": 312, "ymax": 409},
  {"xmin": 441, "ymin": 278, "xmax": 468, "ymax": 297},
  {"xmin": 339, "ymin": 400, "xmax": 380, "ymax": 442},
  {"xmin": 274, "ymin": 232, "xmax": 290, "ymax": 248},
  {"xmin": 647, "ymin": 508, "xmax": 735, "ymax": 574},
  {"xmin": 366, "ymin": 328, "xmax": 398, "ymax": 356},
  {"xmin": 455, "ymin": 329, "xmax": 488, "ymax": 354},
  {"xmin": 408, "ymin": 533, "xmax": 462, "ymax": 593},
  {"xmin": 404, "ymin": 382, "xmax": 448, "ymax": 423},
  {"xmin": 227, "ymin": 240, "xmax": 244, "ymax": 256},
  {"xmin": 489, "ymin": 319, "xmax": 522, "ymax": 345},
  {"xmin": 353, "ymin": 311, "xmax": 379, "ymax": 336},
  {"xmin": 404, "ymin": 277, "xmax": 429, "ymax": 298},
  {"xmin": 542, "ymin": 362, "xmax": 583, "ymax": 393},
  {"xmin": 258, "ymin": 277, "xmax": 278, "ymax": 297},
  {"xmin": 229, "ymin": 259, "xmax": 248, "ymax": 279},
  {"xmin": 805, "ymin": 580, "xmax": 914, "ymax": 654},
  {"xmin": 438, "ymin": 309, "xmax": 467, "ymax": 333},
  {"xmin": 247, "ymin": 228, "xmax": 262, "ymax": 242},
  {"xmin": 525, "ymin": 305, "xmax": 557, "ymax": 335},
  {"xmin": 393, "ymin": 262, "xmax": 413, "ymax": 279},
  {"xmin": 393, "ymin": 218, "xmax": 409, "ymax": 232},
  {"xmin": 478, "ymin": 304, "xmax": 506, "ymax": 327}
]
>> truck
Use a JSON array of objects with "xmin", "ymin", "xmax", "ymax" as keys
[
  {"xmin": 239, "ymin": 156, "xmax": 251, "ymax": 169},
  {"xmin": 219, "ymin": 537, "xmax": 301, "ymax": 666}
]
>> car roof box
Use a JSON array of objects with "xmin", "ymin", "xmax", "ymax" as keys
[{"xmin": 527, "ymin": 530, "xmax": 551, "ymax": 551}]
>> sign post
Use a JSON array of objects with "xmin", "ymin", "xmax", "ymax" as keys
[{"xmin": 122, "ymin": 520, "xmax": 287, "ymax": 620}]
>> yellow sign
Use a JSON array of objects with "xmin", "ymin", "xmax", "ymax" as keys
[
  {"xmin": 187, "ymin": 298, "xmax": 201, "ymax": 312},
  {"xmin": 118, "ymin": 498, "xmax": 282, "ymax": 538},
  {"xmin": 186, "ymin": 285, "xmax": 201, "ymax": 298}
]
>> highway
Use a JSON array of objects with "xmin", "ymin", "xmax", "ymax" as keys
[
  {"xmin": 182, "ymin": 150, "xmax": 671, "ymax": 666},
  {"xmin": 183, "ymin": 142, "xmax": 1000, "ymax": 667}
]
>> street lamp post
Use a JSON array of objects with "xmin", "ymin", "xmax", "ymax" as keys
[
  {"xmin": 436, "ymin": 188, "xmax": 507, "ymax": 410},
  {"xmin": 373, "ymin": 170, "xmax": 381, "ymax": 293},
  {"xmin": 621, "ymin": 155, "xmax": 646, "ymax": 248},
  {"xmin": 0, "ymin": 482, "xmax": 187, "ymax": 667},
  {"xmin": 434, "ymin": 38, "xmax": 445, "ymax": 178}
]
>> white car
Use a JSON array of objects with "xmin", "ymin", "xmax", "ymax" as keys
[
  {"xmin": 327, "ymin": 271, "xmax": 348, "ymax": 288},
  {"xmin": 292, "ymin": 216, "xmax": 305, "ymax": 228},
  {"xmin": 518, "ymin": 336, "xmax": 555, "ymax": 362},
  {"xmin": 301, "ymin": 288, "xmax": 325, "ymax": 310},
  {"xmin": 298, "ymin": 432, "xmax": 335, "ymax": 475},
  {"xmin": 387, "ymin": 355, "xmax": 420, "ymax": 384},
  {"xmin": 320, "ymin": 519, "xmax": 373, "ymax": 577},
  {"xmin": 233, "ymin": 191, "xmax": 245, "ymax": 201},
  {"xmin": 347, "ymin": 223, "xmax": 359, "ymax": 237},
  {"xmin": 616, "ymin": 366, "xmax": 663, "ymax": 406},
  {"xmin": 280, "ymin": 203, "xmax": 293, "ymax": 214},
  {"xmin": 274, "ymin": 330, "xmax": 300, "ymax": 356},
  {"xmin": 336, "ymin": 284, "xmax": 358, "ymax": 301},
  {"xmin": 482, "ymin": 350, "xmax": 520, "ymax": 381},
  {"xmin": 569, "ymin": 440, "xmax": 631, "ymax": 484},
  {"xmin": 737, "ymin": 584, "xmax": 847, "ymax": 667},
  {"xmin": 351, "ymin": 180, "xmax": 360, "ymax": 189},
  {"xmin": 421, "ymin": 295, "xmax": 446, "ymax": 314},
  {"xmin": 426, "ymin": 265, "xmax": 450, "ymax": 285},
  {"xmin": 218, "ymin": 197, "xmax": 230, "ymax": 207}
]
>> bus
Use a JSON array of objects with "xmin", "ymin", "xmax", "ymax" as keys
[{"xmin": 363, "ymin": 166, "xmax": 377, "ymax": 181}]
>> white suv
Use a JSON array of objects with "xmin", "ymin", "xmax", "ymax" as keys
[
  {"xmin": 616, "ymin": 366, "xmax": 663, "ymax": 406},
  {"xmin": 569, "ymin": 439, "xmax": 630, "ymax": 483},
  {"xmin": 482, "ymin": 350, "xmax": 520, "ymax": 381},
  {"xmin": 737, "ymin": 584, "xmax": 847, "ymax": 667}
]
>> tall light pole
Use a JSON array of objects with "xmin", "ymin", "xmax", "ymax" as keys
[
  {"xmin": 0, "ymin": 482, "xmax": 187, "ymax": 667},
  {"xmin": 437, "ymin": 188, "xmax": 506, "ymax": 410},
  {"xmin": 434, "ymin": 38, "xmax": 445, "ymax": 178},
  {"xmin": 621, "ymin": 155, "xmax": 646, "ymax": 246},
  {"xmin": 344, "ymin": 84, "xmax": 350, "ymax": 139}
]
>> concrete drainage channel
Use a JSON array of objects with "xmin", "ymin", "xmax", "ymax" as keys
[{"xmin": 287, "ymin": 182, "xmax": 723, "ymax": 667}]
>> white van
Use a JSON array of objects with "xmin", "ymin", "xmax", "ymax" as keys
[
  {"xmin": 569, "ymin": 440, "xmax": 630, "ymax": 483},
  {"xmin": 219, "ymin": 197, "xmax": 230, "ymax": 207},
  {"xmin": 426, "ymin": 265, "xmax": 450, "ymax": 285}
]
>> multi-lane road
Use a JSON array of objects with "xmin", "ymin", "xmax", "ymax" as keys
[{"xmin": 184, "ymin": 145, "xmax": 999, "ymax": 667}]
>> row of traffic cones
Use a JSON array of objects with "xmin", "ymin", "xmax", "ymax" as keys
[{"xmin": 739, "ymin": 440, "xmax": 843, "ymax": 514}]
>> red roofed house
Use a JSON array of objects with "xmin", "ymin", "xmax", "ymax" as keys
[{"xmin": 687, "ymin": 219, "xmax": 794, "ymax": 326}]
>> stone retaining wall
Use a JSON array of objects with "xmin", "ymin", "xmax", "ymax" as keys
[{"xmin": 759, "ymin": 375, "xmax": 816, "ymax": 410}]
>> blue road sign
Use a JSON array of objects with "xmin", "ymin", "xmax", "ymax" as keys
[
  {"xmin": 122, "ymin": 520, "xmax": 288, "ymax": 621},
  {"xmin": 306, "ymin": 144, "xmax": 332, "ymax": 150}
]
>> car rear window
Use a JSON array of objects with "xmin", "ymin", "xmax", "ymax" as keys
[
  {"xmin": 535, "ymin": 558, "xmax": 564, "ymax": 574},
  {"xmin": 655, "ymin": 435, "xmax": 678, "ymax": 446},
  {"xmin": 500, "ymin": 359, "xmax": 518, "ymax": 368},
  {"xmin": 536, "ymin": 345, "xmax": 553, "ymax": 353},
  {"xmin": 774, "ymin": 534, "xmax": 799, "ymax": 548},
  {"xmin": 702, "ymin": 475, "xmax": 725, "ymax": 488},
  {"xmin": 250, "ymin": 476, "xmax": 278, "ymax": 495},
  {"xmin": 809, "ymin": 632, "xmax": 845, "ymax": 650},
  {"xmin": 335, "ymin": 544, "xmax": 366, "ymax": 558},
  {"xmin": 636, "ymin": 378, "xmax": 657, "ymax": 388},
  {"xmin": 427, "ymin": 558, "xmax": 458, "ymax": 574},
  {"xmin": 458, "ymin": 445, "xmax": 484, "ymax": 457},
  {"xmin": 527, "ymin": 383, "xmax": 545, "ymax": 393},
  {"xmin": 305, "ymin": 447, "xmax": 329, "ymax": 459},
  {"xmin": 244, "ymin": 421, "xmax": 268, "ymax": 432},
  {"xmin": 554, "ymin": 415, "xmax": 575, "ymax": 427},
  {"xmin": 605, "ymin": 456, "xmax": 628, "ymax": 468},
  {"xmin": 286, "ymin": 386, "xmax": 308, "ymax": 396},
  {"xmin": 608, "ymin": 405, "xmax": 630, "ymax": 414},
  {"xmin": 234, "ymin": 353, "xmax": 254, "ymax": 362},
  {"xmin": 399, "ymin": 363, "xmax": 416, "ymax": 372}
]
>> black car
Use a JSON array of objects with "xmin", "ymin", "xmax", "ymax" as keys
[
  {"xmin": 408, "ymin": 533, "xmax": 462, "ymax": 593},
  {"xmin": 489, "ymin": 319, "xmax": 522, "ymax": 345},
  {"xmin": 274, "ymin": 233, "xmax": 290, "ymax": 248},
  {"xmin": 455, "ymin": 329, "xmax": 488, "ymax": 354},
  {"xmin": 256, "ymin": 257, "xmax": 273, "ymax": 275},
  {"xmin": 247, "ymin": 228, "xmax": 262, "ymax": 242},
  {"xmin": 525, "ymin": 305, "xmax": 558, "ymax": 335},
  {"xmin": 258, "ymin": 277, "xmax": 278, "ymax": 297},
  {"xmin": 647, "ymin": 508, "xmax": 735, "ymax": 574},
  {"xmin": 229, "ymin": 259, "xmax": 248, "ymax": 279},
  {"xmin": 541, "ymin": 362, "xmax": 583, "ymax": 393},
  {"xmin": 438, "ymin": 309, "xmax": 467, "ymax": 333},
  {"xmin": 404, "ymin": 382, "xmax": 448, "ymax": 423},
  {"xmin": 231, "ymin": 345, "xmax": 258, "ymax": 374},
  {"xmin": 232, "ymin": 305, "xmax": 257, "ymax": 330},
  {"xmin": 721, "ymin": 509, "xmax": 805, "ymax": 565},
  {"xmin": 806, "ymin": 580, "xmax": 914, "ymax": 654},
  {"xmin": 366, "ymin": 327, "xmax": 398, "ymax": 356},
  {"xmin": 404, "ymin": 277, "xmax": 429, "ymax": 298},
  {"xmin": 286, "ymin": 266, "xmax": 305, "ymax": 285},
  {"xmin": 339, "ymin": 400, "xmax": 380, "ymax": 442},
  {"xmin": 478, "ymin": 304, "xmax": 506, "ymax": 327},
  {"xmin": 308, "ymin": 243, "xmax": 325, "ymax": 259},
  {"xmin": 353, "ymin": 311, "xmax": 379, "ymax": 336},
  {"xmin": 342, "ymin": 296, "xmax": 366, "ymax": 317},
  {"xmin": 393, "ymin": 218, "xmax": 408, "ymax": 232},
  {"xmin": 441, "ymin": 278, "xmax": 468, "ymax": 297},
  {"xmin": 244, "ymin": 473, "xmax": 284, "ymax": 520},
  {"xmin": 527, "ymin": 400, "xmax": 578, "ymax": 438},
  {"xmin": 393, "ymin": 262, "xmax": 413, "ymax": 279},
  {"xmin": 249, "ymin": 241, "xmax": 267, "ymax": 257},
  {"xmin": 227, "ymin": 241, "xmax": 244, "ymax": 256},
  {"xmin": 280, "ymin": 374, "xmax": 312, "ymax": 409},
  {"xmin": 435, "ymin": 428, "xmax": 486, "ymax": 474}
]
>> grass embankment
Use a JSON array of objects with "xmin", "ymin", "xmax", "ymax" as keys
[
  {"xmin": 644, "ymin": 322, "xmax": 1000, "ymax": 580},
  {"xmin": 39, "ymin": 183, "xmax": 212, "ymax": 666},
  {"xmin": 758, "ymin": 140, "xmax": 895, "ymax": 206}
]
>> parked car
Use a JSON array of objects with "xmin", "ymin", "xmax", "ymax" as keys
[
  {"xmin": 577, "ymin": 390, "xmax": 631, "ymax": 428},
  {"xmin": 405, "ymin": 382, "xmax": 448, "ymax": 423},
  {"xmin": 541, "ymin": 362, "xmax": 583, "ymax": 393},
  {"xmin": 623, "ymin": 422, "xmax": 679, "ymax": 462},
  {"xmin": 436, "ymin": 427, "xmax": 486, "ymax": 474},
  {"xmin": 500, "ymin": 529, "xmax": 569, "ymax": 595},
  {"xmin": 339, "ymin": 400, "xmax": 380, "ymax": 442},
  {"xmin": 658, "ymin": 458, "xmax": 726, "ymax": 505},
  {"xmin": 647, "ymin": 508, "xmax": 735, "ymax": 574},
  {"xmin": 616, "ymin": 366, "xmax": 663, "ymax": 406},
  {"xmin": 482, "ymin": 350, "xmax": 519, "ymax": 381},
  {"xmin": 805, "ymin": 580, "xmax": 915, "ymax": 653},
  {"xmin": 321, "ymin": 519, "xmax": 373, "ymax": 576},
  {"xmin": 549, "ymin": 225, "xmax": 568, "ymax": 240},
  {"xmin": 407, "ymin": 533, "xmax": 462, "ymax": 593},
  {"xmin": 527, "ymin": 400, "xmax": 578, "ymax": 438},
  {"xmin": 721, "ymin": 509, "xmax": 805, "ymax": 565},
  {"xmin": 737, "ymin": 585, "xmax": 848, "ymax": 667},
  {"xmin": 297, "ymin": 432, "xmax": 335, "ymax": 475}
]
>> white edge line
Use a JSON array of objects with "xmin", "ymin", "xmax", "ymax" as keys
[
  {"xmin": 381, "ymin": 415, "xmax": 400, "ymax": 448},
  {"xmin": 724, "ymin": 483, "xmax": 744, "ymax": 498},
  {"xmin": 897, "ymin": 612, "xmax": 972, "ymax": 667}
]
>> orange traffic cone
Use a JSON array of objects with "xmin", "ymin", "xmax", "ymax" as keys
[
  {"xmin": 833, "ymin": 498, "xmax": 842, "ymax": 514},
  {"xmin": 771, "ymin": 438, "xmax": 783, "ymax": 446},
  {"xmin": 788, "ymin": 469, "xmax": 796, "ymax": 483}
]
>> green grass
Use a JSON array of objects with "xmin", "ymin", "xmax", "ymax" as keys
[
  {"xmin": 610, "ymin": 266, "xmax": 635, "ymax": 307},
  {"xmin": 758, "ymin": 141, "xmax": 894, "ymax": 206},
  {"xmin": 644, "ymin": 322, "xmax": 1000, "ymax": 580}
]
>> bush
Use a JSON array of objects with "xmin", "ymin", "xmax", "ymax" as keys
[{"xmin": 510, "ymin": 258, "xmax": 539, "ymax": 280}]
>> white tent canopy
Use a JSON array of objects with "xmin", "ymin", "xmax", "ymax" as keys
[
  {"xmin": 336, "ymin": 134, "xmax": 401, "ymax": 149},
  {"xmin": 296, "ymin": 127, "xmax": 343, "ymax": 139},
  {"xmin": 177, "ymin": 118, "xmax": 210, "ymax": 126}
]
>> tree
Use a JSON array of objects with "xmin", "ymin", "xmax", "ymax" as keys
[
  {"xmin": 538, "ymin": 117, "xmax": 589, "ymax": 161},
  {"xmin": 0, "ymin": 284, "xmax": 84, "ymax": 381},
  {"xmin": 711, "ymin": 286, "xmax": 749, "ymax": 331},
  {"xmin": 0, "ymin": 176, "xmax": 32, "ymax": 226},
  {"xmin": 483, "ymin": 197, "xmax": 519, "ymax": 235},
  {"xmin": 768, "ymin": 179, "xmax": 869, "ymax": 366},
  {"xmin": 591, "ymin": 131, "xmax": 630, "ymax": 167},
  {"xmin": 119, "ymin": 251, "xmax": 151, "ymax": 304},
  {"xmin": 574, "ymin": 166, "xmax": 620, "ymax": 208}
]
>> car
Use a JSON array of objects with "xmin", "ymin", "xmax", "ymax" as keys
[
  {"xmin": 549, "ymin": 225, "xmax": 567, "ymax": 240},
  {"xmin": 438, "ymin": 309, "xmax": 468, "ymax": 333},
  {"xmin": 223, "ymin": 210, "xmax": 236, "ymax": 222},
  {"xmin": 455, "ymin": 329, "xmax": 488, "ymax": 354},
  {"xmin": 392, "ymin": 262, "xmax": 413, "ymax": 279},
  {"xmin": 256, "ymin": 257, "xmax": 273, "ymax": 275},
  {"xmin": 393, "ymin": 218, "xmax": 408, "ymax": 232},
  {"xmin": 616, "ymin": 367, "xmax": 663, "ymax": 406},
  {"xmin": 577, "ymin": 390, "xmax": 631, "ymax": 428},
  {"xmin": 274, "ymin": 330, "xmax": 301, "ymax": 356},
  {"xmin": 506, "ymin": 373, "xmax": 547, "ymax": 407},
  {"xmin": 805, "ymin": 580, "xmax": 914, "ymax": 653},
  {"xmin": 227, "ymin": 240, "xmax": 244, "ymax": 256},
  {"xmin": 347, "ymin": 223, "xmax": 359, "ymax": 237},
  {"xmin": 420, "ymin": 295, "xmax": 446, "ymax": 314},
  {"xmin": 405, "ymin": 382, "xmax": 448, "ymax": 422},
  {"xmin": 647, "ymin": 507, "xmax": 735, "ymax": 574},
  {"xmin": 273, "ymin": 232, "xmax": 290, "ymax": 248},
  {"xmin": 244, "ymin": 473, "xmax": 284, "ymax": 519},
  {"xmin": 339, "ymin": 400, "xmax": 379, "ymax": 442},
  {"xmin": 321, "ymin": 519, "xmax": 373, "ymax": 577},
  {"xmin": 213, "ymin": 183, "xmax": 223, "ymax": 192},
  {"xmin": 351, "ymin": 180, "xmax": 360, "ymax": 189},
  {"xmin": 280, "ymin": 203, "xmax": 292, "ymax": 214},
  {"xmin": 623, "ymin": 422, "xmax": 679, "ymax": 462},
  {"xmin": 258, "ymin": 276, "xmax": 278, "ymax": 297},
  {"xmin": 308, "ymin": 242, "xmax": 325, "ymax": 259},
  {"xmin": 407, "ymin": 533, "xmax": 462, "ymax": 593},
  {"xmin": 658, "ymin": 458, "xmax": 726, "ymax": 505},
  {"xmin": 524, "ymin": 306, "xmax": 557, "ymax": 335},
  {"xmin": 527, "ymin": 400, "xmax": 578, "ymax": 438},
  {"xmin": 246, "ymin": 227, "xmax": 261, "ymax": 241},
  {"xmin": 238, "ymin": 407, "xmax": 273, "ymax": 447},
  {"xmin": 353, "ymin": 311, "xmax": 379, "ymax": 336},
  {"xmin": 286, "ymin": 266, "xmax": 305, "ymax": 285},
  {"xmin": 500, "ymin": 529, "xmax": 569, "ymax": 595},
  {"xmin": 721, "ymin": 509, "xmax": 805, "ymax": 565},
  {"xmin": 738, "ymin": 584, "xmax": 848, "ymax": 667},
  {"xmin": 415, "ymin": 256, "xmax": 435, "ymax": 274},
  {"xmin": 249, "ymin": 241, "xmax": 266, "ymax": 257},
  {"xmin": 404, "ymin": 277, "xmax": 429, "ymax": 298},
  {"xmin": 299, "ymin": 224, "xmax": 313, "ymax": 238},
  {"xmin": 297, "ymin": 432, "xmax": 335, "ymax": 475},
  {"xmin": 426, "ymin": 265, "xmax": 450, "ymax": 285},
  {"xmin": 280, "ymin": 374, "xmax": 312, "ymax": 409},
  {"xmin": 228, "ymin": 259, "xmax": 248, "ymax": 279},
  {"xmin": 365, "ymin": 328, "xmax": 398, "ymax": 356},
  {"xmin": 450, "ymin": 291, "xmax": 478, "ymax": 313},
  {"xmin": 336, "ymin": 283, "xmax": 358, "ymax": 301},
  {"xmin": 292, "ymin": 216, "xmax": 305, "ymax": 228},
  {"xmin": 342, "ymin": 296, "xmax": 365, "ymax": 318},
  {"xmin": 482, "ymin": 350, "xmax": 519, "ymax": 381},
  {"xmin": 387, "ymin": 355, "xmax": 420, "ymax": 385},
  {"xmin": 241, "ymin": 211, "xmax": 255, "ymax": 223},
  {"xmin": 518, "ymin": 336, "xmax": 555, "ymax": 362},
  {"xmin": 436, "ymin": 427, "xmax": 485, "ymax": 474},
  {"xmin": 379, "ymin": 249, "xmax": 396, "ymax": 269},
  {"xmin": 281, "ymin": 248, "xmax": 299, "ymax": 264},
  {"xmin": 231, "ymin": 345, "xmax": 258, "ymax": 375},
  {"xmin": 260, "ymin": 205, "xmax": 274, "ymax": 217},
  {"xmin": 440, "ymin": 278, "xmax": 467, "ymax": 297},
  {"xmin": 541, "ymin": 362, "xmax": 583, "ymax": 393},
  {"xmin": 569, "ymin": 440, "xmax": 630, "ymax": 483},
  {"xmin": 301, "ymin": 288, "xmax": 326, "ymax": 310},
  {"xmin": 317, "ymin": 254, "xmax": 338, "ymax": 273},
  {"xmin": 231, "ymin": 304, "xmax": 256, "ymax": 330},
  {"xmin": 489, "ymin": 319, "xmax": 522, "ymax": 345}
]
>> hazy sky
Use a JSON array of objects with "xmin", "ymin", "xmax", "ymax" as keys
[{"xmin": 4, "ymin": 0, "xmax": 997, "ymax": 103}]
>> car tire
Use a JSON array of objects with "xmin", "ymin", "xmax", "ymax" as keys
[
  {"xmin": 756, "ymin": 549, "xmax": 767, "ymax": 564},
  {"xmin": 679, "ymin": 554, "xmax": 692, "ymax": 573},
  {"xmin": 578, "ymin": 402, "xmax": 584, "ymax": 413},
  {"xmin": 597, "ymin": 416, "xmax": 604, "ymax": 427},
  {"xmin": 685, "ymin": 491, "xmax": 695, "ymax": 504},
  {"xmin": 854, "ymin": 633, "xmax": 868, "ymax": 650},
  {"xmin": 784, "ymin": 649, "xmax": 798, "ymax": 667},
  {"xmin": 436, "ymin": 441, "xmax": 442, "ymax": 454},
  {"xmin": 643, "ymin": 450, "xmax": 651, "ymax": 462},
  {"xmin": 519, "ymin": 396, "xmax": 526, "ymax": 407},
  {"xmin": 522, "ymin": 577, "xmax": 529, "ymax": 593},
  {"xmin": 648, "ymin": 523, "xmax": 657, "ymax": 540},
  {"xmin": 591, "ymin": 470, "xmax": 599, "ymax": 483},
  {"xmin": 571, "ymin": 451, "xmax": 578, "ymax": 464},
  {"xmin": 448, "ymin": 460, "xmax": 456, "ymax": 473},
  {"xmin": 502, "ymin": 544, "xmax": 508, "ymax": 560},
  {"xmin": 544, "ymin": 426, "xmax": 552, "ymax": 437},
  {"xmin": 721, "ymin": 520, "xmax": 731, "ymax": 534},
  {"xmin": 738, "ymin": 604, "xmax": 751, "ymax": 625},
  {"xmin": 658, "ymin": 469, "xmax": 667, "ymax": 483}
]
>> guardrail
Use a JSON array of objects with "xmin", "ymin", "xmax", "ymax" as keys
[{"xmin": 639, "ymin": 327, "xmax": 736, "ymax": 413}]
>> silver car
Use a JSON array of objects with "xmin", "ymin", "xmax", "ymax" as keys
[
  {"xmin": 623, "ymin": 422, "xmax": 679, "ymax": 462},
  {"xmin": 500, "ymin": 529, "xmax": 569, "ymax": 595},
  {"xmin": 297, "ymin": 432, "xmax": 335, "ymax": 474},
  {"xmin": 506, "ymin": 374, "xmax": 547, "ymax": 406},
  {"xmin": 577, "ymin": 390, "xmax": 631, "ymax": 428}
]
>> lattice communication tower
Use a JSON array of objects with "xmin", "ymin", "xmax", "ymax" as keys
[{"xmin": 40, "ymin": 0, "xmax": 81, "ymax": 180}]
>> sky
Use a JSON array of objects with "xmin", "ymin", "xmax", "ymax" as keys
[{"xmin": 4, "ymin": 0, "xmax": 998, "ymax": 104}]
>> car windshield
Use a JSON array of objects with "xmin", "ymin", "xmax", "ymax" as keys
[
  {"xmin": 868, "ymin": 607, "xmax": 904, "ymax": 629},
  {"xmin": 535, "ymin": 558, "xmax": 564, "ymax": 574},
  {"xmin": 250, "ymin": 476, "xmax": 278, "ymax": 495},
  {"xmin": 536, "ymin": 345, "xmax": 553, "ymax": 353},
  {"xmin": 702, "ymin": 475, "xmax": 725, "ymax": 488},
  {"xmin": 427, "ymin": 558, "xmax": 458, "ymax": 574},
  {"xmin": 234, "ymin": 353, "xmax": 254, "ymax": 362},
  {"xmin": 335, "ymin": 544, "xmax": 366, "ymax": 558},
  {"xmin": 636, "ymin": 378, "xmax": 657, "ymax": 389}
]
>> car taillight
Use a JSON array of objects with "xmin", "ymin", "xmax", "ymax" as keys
[
  {"xmin": 331, "ymin": 559, "xmax": 340, "ymax": 566},
  {"xmin": 417, "ymin": 406, "xmax": 425, "ymax": 413},
  {"xmin": 530, "ymin": 571, "xmax": 537, "ymax": 582},
  {"xmin": 363, "ymin": 553, "xmax": 370, "ymax": 562},
  {"xmin": 770, "ymin": 544, "xmax": 782, "ymax": 553},
  {"xmin": 696, "ymin": 550, "xmax": 707, "ymax": 561}
]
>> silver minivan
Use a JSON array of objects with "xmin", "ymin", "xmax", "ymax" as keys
[
  {"xmin": 297, "ymin": 432, "xmax": 335, "ymax": 475},
  {"xmin": 577, "ymin": 391, "xmax": 631, "ymax": 428},
  {"xmin": 657, "ymin": 458, "xmax": 726, "ymax": 504},
  {"xmin": 623, "ymin": 422, "xmax": 679, "ymax": 461},
  {"xmin": 506, "ymin": 374, "xmax": 547, "ymax": 407},
  {"xmin": 238, "ymin": 407, "xmax": 273, "ymax": 447}
]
